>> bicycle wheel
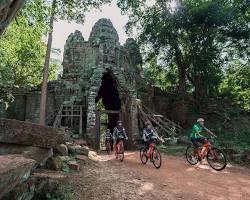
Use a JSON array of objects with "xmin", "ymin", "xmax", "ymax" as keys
[
  {"xmin": 152, "ymin": 148, "xmax": 161, "ymax": 169},
  {"xmin": 140, "ymin": 147, "xmax": 148, "ymax": 164},
  {"xmin": 118, "ymin": 143, "xmax": 124, "ymax": 162},
  {"xmin": 106, "ymin": 142, "xmax": 110, "ymax": 154},
  {"xmin": 185, "ymin": 145, "xmax": 199, "ymax": 165},
  {"xmin": 207, "ymin": 148, "xmax": 227, "ymax": 171}
]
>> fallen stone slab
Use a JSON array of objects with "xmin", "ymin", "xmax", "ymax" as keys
[
  {"xmin": 68, "ymin": 145, "xmax": 89, "ymax": 156},
  {"xmin": 68, "ymin": 161, "xmax": 80, "ymax": 171},
  {"xmin": 0, "ymin": 155, "xmax": 36, "ymax": 199},
  {"xmin": 0, "ymin": 118, "xmax": 67, "ymax": 148},
  {"xmin": 56, "ymin": 144, "xmax": 68, "ymax": 156},
  {"xmin": 0, "ymin": 143, "xmax": 53, "ymax": 165},
  {"xmin": 32, "ymin": 169, "xmax": 68, "ymax": 180},
  {"xmin": 74, "ymin": 139, "xmax": 87, "ymax": 146}
]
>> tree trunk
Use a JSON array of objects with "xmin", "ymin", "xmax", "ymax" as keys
[
  {"xmin": 177, "ymin": 63, "xmax": 186, "ymax": 95},
  {"xmin": 0, "ymin": 0, "xmax": 26, "ymax": 35},
  {"xmin": 174, "ymin": 47, "xmax": 187, "ymax": 95},
  {"xmin": 39, "ymin": 0, "xmax": 56, "ymax": 125},
  {"xmin": 157, "ymin": 0, "xmax": 187, "ymax": 94}
]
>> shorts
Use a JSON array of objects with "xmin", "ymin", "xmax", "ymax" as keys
[
  {"xmin": 145, "ymin": 138, "xmax": 157, "ymax": 149},
  {"xmin": 191, "ymin": 137, "xmax": 206, "ymax": 149}
]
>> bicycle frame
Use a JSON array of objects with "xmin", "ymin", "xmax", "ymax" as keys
[
  {"xmin": 147, "ymin": 143, "xmax": 155, "ymax": 158},
  {"xmin": 116, "ymin": 140, "xmax": 124, "ymax": 154},
  {"xmin": 197, "ymin": 140, "xmax": 212, "ymax": 159}
]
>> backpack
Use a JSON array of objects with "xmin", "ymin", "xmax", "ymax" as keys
[
  {"xmin": 116, "ymin": 127, "xmax": 125, "ymax": 139},
  {"xmin": 142, "ymin": 128, "xmax": 152, "ymax": 142}
]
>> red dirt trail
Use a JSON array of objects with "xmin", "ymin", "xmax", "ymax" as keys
[{"xmin": 71, "ymin": 151, "xmax": 250, "ymax": 200}]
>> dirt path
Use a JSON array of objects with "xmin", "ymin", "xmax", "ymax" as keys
[{"xmin": 71, "ymin": 152, "xmax": 250, "ymax": 200}]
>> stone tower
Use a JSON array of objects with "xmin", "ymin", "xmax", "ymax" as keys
[{"xmin": 61, "ymin": 18, "xmax": 141, "ymax": 147}]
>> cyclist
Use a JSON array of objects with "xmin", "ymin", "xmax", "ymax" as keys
[
  {"xmin": 113, "ymin": 121, "xmax": 128, "ymax": 155},
  {"xmin": 190, "ymin": 118, "xmax": 217, "ymax": 159},
  {"xmin": 142, "ymin": 121, "xmax": 159, "ymax": 161},
  {"xmin": 105, "ymin": 128, "xmax": 112, "ymax": 141},
  {"xmin": 142, "ymin": 121, "xmax": 158, "ymax": 147},
  {"xmin": 105, "ymin": 129, "xmax": 112, "ymax": 152}
]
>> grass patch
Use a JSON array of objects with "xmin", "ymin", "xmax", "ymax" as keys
[{"xmin": 159, "ymin": 144, "xmax": 187, "ymax": 156}]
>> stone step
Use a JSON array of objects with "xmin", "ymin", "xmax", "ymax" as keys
[
  {"xmin": 0, "ymin": 155, "xmax": 36, "ymax": 199},
  {"xmin": 0, "ymin": 118, "xmax": 68, "ymax": 148}
]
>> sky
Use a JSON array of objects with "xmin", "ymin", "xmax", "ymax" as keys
[{"xmin": 52, "ymin": 0, "xmax": 129, "ymax": 60}]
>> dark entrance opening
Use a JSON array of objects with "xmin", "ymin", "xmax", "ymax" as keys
[{"xmin": 95, "ymin": 72, "xmax": 122, "ymax": 150}]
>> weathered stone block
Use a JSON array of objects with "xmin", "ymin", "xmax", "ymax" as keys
[
  {"xmin": 56, "ymin": 144, "xmax": 68, "ymax": 156},
  {"xmin": 0, "ymin": 118, "xmax": 67, "ymax": 148},
  {"xmin": 68, "ymin": 145, "xmax": 89, "ymax": 156},
  {"xmin": 0, "ymin": 155, "xmax": 35, "ymax": 199},
  {"xmin": 68, "ymin": 161, "xmax": 80, "ymax": 171},
  {"xmin": 46, "ymin": 156, "xmax": 63, "ymax": 171},
  {"xmin": 74, "ymin": 139, "xmax": 87, "ymax": 146},
  {"xmin": 0, "ymin": 143, "xmax": 53, "ymax": 165}
]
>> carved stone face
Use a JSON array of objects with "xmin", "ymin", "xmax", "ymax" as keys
[{"xmin": 89, "ymin": 18, "xmax": 119, "ymax": 44}]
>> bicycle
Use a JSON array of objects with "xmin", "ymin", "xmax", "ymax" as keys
[
  {"xmin": 185, "ymin": 137, "xmax": 227, "ymax": 171},
  {"xmin": 115, "ymin": 139, "xmax": 124, "ymax": 162},
  {"xmin": 140, "ymin": 140, "xmax": 162, "ymax": 169},
  {"xmin": 105, "ymin": 140, "xmax": 111, "ymax": 154}
]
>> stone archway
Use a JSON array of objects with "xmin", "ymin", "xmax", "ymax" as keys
[
  {"xmin": 86, "ymin": 67, "xmax": 138, "ymax": 149},
  {"xmin": 95, "ymin": 71, "xmax": 121, "ymax": 137}
]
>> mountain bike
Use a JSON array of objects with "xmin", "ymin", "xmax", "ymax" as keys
[
  {"xmin": 115, "ymin": 139, "xmax": 124, "ymax": 162},
  {"xmin": 185, "ymin": 137, "xmax": 227, "ymax": 171},
  {"xmin": 140, "ymin": 140, "xmax": 162, "ymax": 169}
]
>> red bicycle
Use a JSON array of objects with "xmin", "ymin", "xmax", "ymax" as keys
[
  {"xmin": 115, "ymin": 140, "xmax": 124, "ymax": 162},
  {"xmin": 140, "ymin": 142, "xmax": 162, "ymax": 169},
  {"xmin": 185, "ymin": 137, "xmax": 227, "ymax": 171}
]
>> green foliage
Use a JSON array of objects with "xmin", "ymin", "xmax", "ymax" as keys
[
  {"xmin": 143, "ymin": 56, "xmax": 178, "ymax": 90},
  {"xmin": 117, "ymin": 0, "xmax": 249, "ymax": 104},
  {"xmin": 54, "ymin": 0, "xmax": 111, "ymax": 23},
  {"xmin": 0, "ymin": 16, "xmax": 45, "ymax": 87},
  {"xmin": 0, "ymin": 0, "xmax": 58, "ymax": 103},
  {"xmin": 220, "ymin": 62, "xmax": 250, "ymax": 111},
  {"xmin": 45, "ymin": 183, "xmax": 74, "ymax": 200},
  {"xmin": 159, "ymin": 144, "xmax": 187, "ymax": 156}
]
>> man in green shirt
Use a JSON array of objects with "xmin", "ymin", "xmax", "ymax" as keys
[{"xmin": 190, "ymin": 118, "xmax": 217, "ymax": 153}]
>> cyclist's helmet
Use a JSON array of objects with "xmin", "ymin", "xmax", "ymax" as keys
[
  {"xmin": 117, "ymin": 120, "xmax": 122, "ymax": 125},
  {"xmin": 197, "ymin": 118, "xmax": 205, "ymax": 123}
]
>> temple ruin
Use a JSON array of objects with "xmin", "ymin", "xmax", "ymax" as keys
[{"xmin": 3, "ymin": 18, "xmax": 181, "ymax": 149}]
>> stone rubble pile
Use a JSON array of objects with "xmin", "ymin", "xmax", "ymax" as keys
[
  {"xmin": 0, "ymin": 118, "xmax": 97, "ymax": 199},
  {"xmin": 0, "ymin": 118, "xmax": 68, "ymax": 199}
]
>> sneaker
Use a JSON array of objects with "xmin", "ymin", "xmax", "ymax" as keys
[{"xmin": 191, "ymin": 156, "xmax": 198, "ymax": 163}]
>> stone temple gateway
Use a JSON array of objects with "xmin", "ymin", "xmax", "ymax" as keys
[
  {"xmin": 61, "ymin": 18, "xmax": 141, "ymax": 148},
  {"xmin": 4, "ymin": 18, "xmax": 181, "ymax": 149}
]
